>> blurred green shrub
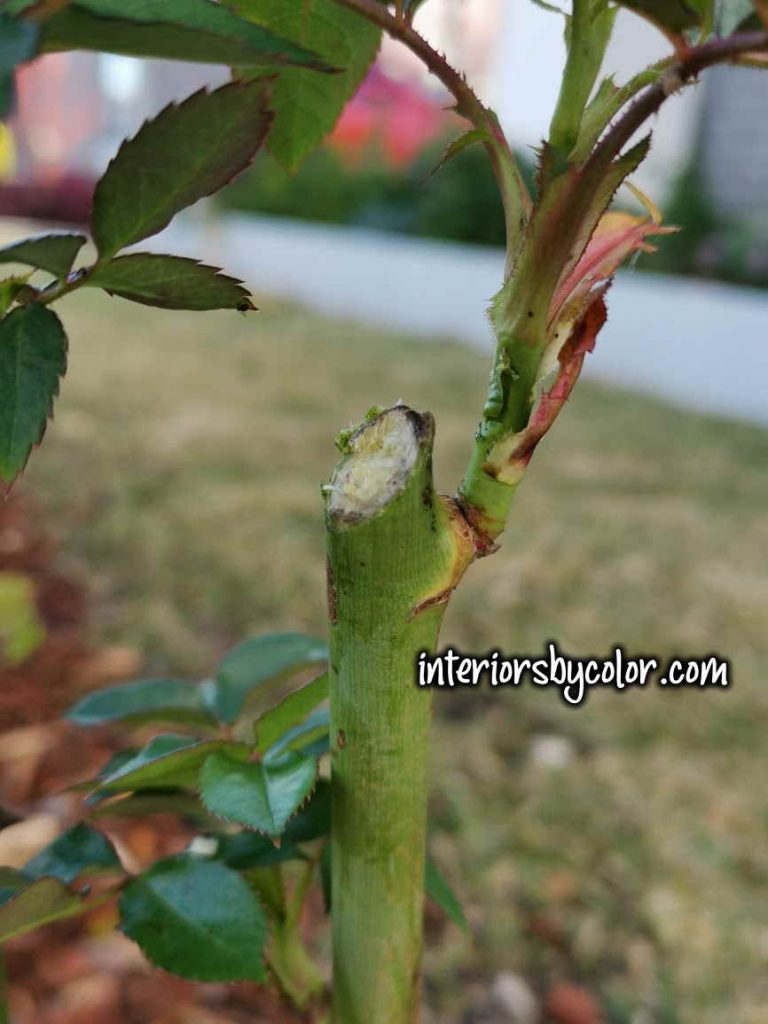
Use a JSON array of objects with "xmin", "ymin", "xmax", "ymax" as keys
[
  {"xmin": 219, "ymin": 137, "xmax": 536, "ymax": 248},
  {"xmin": 648, "ymin": 164, "xmax": 768, "ymax": 288}
]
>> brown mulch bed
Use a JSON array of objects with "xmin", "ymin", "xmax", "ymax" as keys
[{"xmin": 0, "ymin": 495, "xmax": 308, "ymax": 1024}]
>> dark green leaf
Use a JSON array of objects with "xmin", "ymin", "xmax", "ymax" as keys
[
  {"xmin": 613, "ymin": 0, "xmax": 710, "ymax": 34},
  {"xmin": 0, "ymin": 276, "xmax": 32, "ymax": 317},
  {"xmin": 38, "ymin": 0, "xmax": 331, "ymax": 69},
  {"xmin": 91, "ymin": 80, "xmax": 274, "ymax": 259},
  {"xmin": 24, "ymin": 823, "xmax": 122, "ymax": 884},
  {"xmin": 211, "ymin": 631, "xmax": 327, "ymax": 724},
  {"xmin": 255, "ymin": 671, "xmax": 328, "ymax": 754},
  {"xmin": 228, "ymin": 0, "xmax": 381, "ymax": 171},
  {"xmin": 200, "ymin": 750, "xmax": 317, "ymax": 838},
  {"xmin": 87, "ymin": 254, "xmax": 255, "ymax": 311},
  {"xmin": 0, "ymin": 877, "xmax": 84, "ymax": 942},
  {"xmin": 283, "ymin": 778, "xmax": 330, "ymax": 844},
  {"xmin": 0, "ymin": 234, "xmax": 86, "ymax": 279},
  {"xmin": 97, "ymin": 737, "xmax": 208, "ymax": 790},
  {"xmin": 93, "ymin": 735, "xmax": 246, "ymax": 793},
  {"xmin": 266, "ymin": 706, "xmax": 330, "ymax": 760},
  {"xmin": 215, "ymin": 831, "xmax": 305, "ymax": 869},
  {"xmin": 0, "ymin": 303, "xmax": 67, "ymax": 484},
  {"xmin": 0, "ymin": 867, "xmax": 29, "ymax": 909},
  {"xmin": 67, "ymin": 677, "xmax": 216, "ymax": 728},
  {"xmin": 119, "ymin": 853, "xmax": 267, "ymax": 981},
  {"xmin": 91, "ymin": 790, "xmax": 209, "ymax": 822},
  {"xmin": 0, "ymin": 76, "xmax": 14, "ymax": 119},
  {"xmin": 0, "ymin": 13, "xmax": 38, "ymax": 75},
  {"xmin": 0, "ymin": 12, "xmax": 38, "ymax": 117},
  {"xmin": 425, "ymin": 857, "xmax": 468, "ymax": 932}
]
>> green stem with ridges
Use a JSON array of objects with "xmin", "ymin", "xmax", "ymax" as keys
[{"xmin": 326, "ymin": 406, "xmax": 470, "ymax": 1024}]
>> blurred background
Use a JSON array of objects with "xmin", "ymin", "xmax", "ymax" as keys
[{"xmin": 0, "ymin": 2, "xmax": 767, "ymax": 1023}]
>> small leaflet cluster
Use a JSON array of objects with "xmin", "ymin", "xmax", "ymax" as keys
[{"xmin": 0, "ymin": 631, "xmax": 465, "ymax": 984}]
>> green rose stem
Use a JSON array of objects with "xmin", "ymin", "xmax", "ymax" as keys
[
  {"xmin": 326, "ymin": 407, "xmax": 473, "ymax": 1023},
  {"xmin": 267, "ymin": 859, "xmax": 326, "ymax": 1011}
]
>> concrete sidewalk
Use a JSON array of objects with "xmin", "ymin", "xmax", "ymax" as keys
[{"xmin": 156, "ymin": 212, "xmax": 768, "ymax": 426}]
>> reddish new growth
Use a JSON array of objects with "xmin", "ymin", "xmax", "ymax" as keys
[{"xmin": 499, "ymin": 209, "xmax": 674, "ymax": 483}]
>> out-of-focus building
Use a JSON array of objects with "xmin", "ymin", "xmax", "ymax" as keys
[
  {"xmin": 2, "ymin": 0, "xmax": 767, "ymax": 225},
  {"xmin": 412, "ymin": 0, "xmax": 768, "ymax": 219}
]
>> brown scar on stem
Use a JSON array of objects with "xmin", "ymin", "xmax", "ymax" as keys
[
  {"xmin": 454, "ymin": 495, "xmax": 501, "ymax": 557},
  {"xmin": 409, "ymin": 496, "xmax": 484, "ymax": 619}
]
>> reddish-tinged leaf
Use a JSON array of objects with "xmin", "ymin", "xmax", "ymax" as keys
[
  {"xmin": 551, "ymin": 210, "xmax": 675, "ymax": 324},
  {"xmin": 488, "ymin": 295, "xmax": 609, "ymax": 485}
]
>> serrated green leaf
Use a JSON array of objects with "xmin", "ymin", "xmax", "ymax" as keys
[
  {"xmin": 90, "ymin": 790, "xmax": 209, "ymax": 822},
  {"xmin": 211, "ymin": 631, "xmax": 327, "ymax": 724},
  {"xmin": 87, "ymin": 254, "xmax": 255, "ymax": 311},
  {"xmin": 215, "ymin": 831, "xmax": 305, "ymax": 869},
  {"xmin": 265, "ymin": 706, "xmax": 330, "ymax": 761},
  {"xmin": 24, "ymin": 823, "xmax": 122, "ymax": 884},
  {"xmin": 426, "ymin": 129, "xmax": 489, "ymax": 181},
  {"xmin": 0, "ymin": 234, "xmax": 85, "ymax": 279},
  {"xmin": 119, "ymin": 853, "xmax": 267, "ymax": 981},
  {"xmin": 425, "ymin": 857, "xmax": 468, "ymax": 933},
  {"xmin": 67, "ymin": 677, "xmax": 216, "ymax": 728},
  {"xmin": 91, "ymin": 80, "xmax": 274, "ymax": 259},
  {"xmin": 98, "ymin": 734, "xmax": 203, "ymax": 787},
  {"xmin": 93, "ymin": 735, "xmax": 246, "ymax": 793},
  {"xmin": 0, "ymin": 303, "xmax": 67, "ymax": 484},
  {"xmin": 0, "ymin": 877, "xmax": 85, "ymax": 942},
  {"xmin": 572, "ymin": 65, "xmax": 664, "ymax": 163},
  {"xmin": 255, "ymin": 671, "xmax": 328, "ymax": 754},
  {"xmin": 228, "ymin": 0, "xmax": 381, "ymax": 171},
  {"xmin": 200, "ymin": 750, "xmax": 317, "ymax": 838},
  {"xmin": 283, "ymin": 778, "xmax": 330, "ymax": 843},
  {"xmin": 37, "ymin": 0, "xmax": 331, "ymax": 70}
]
